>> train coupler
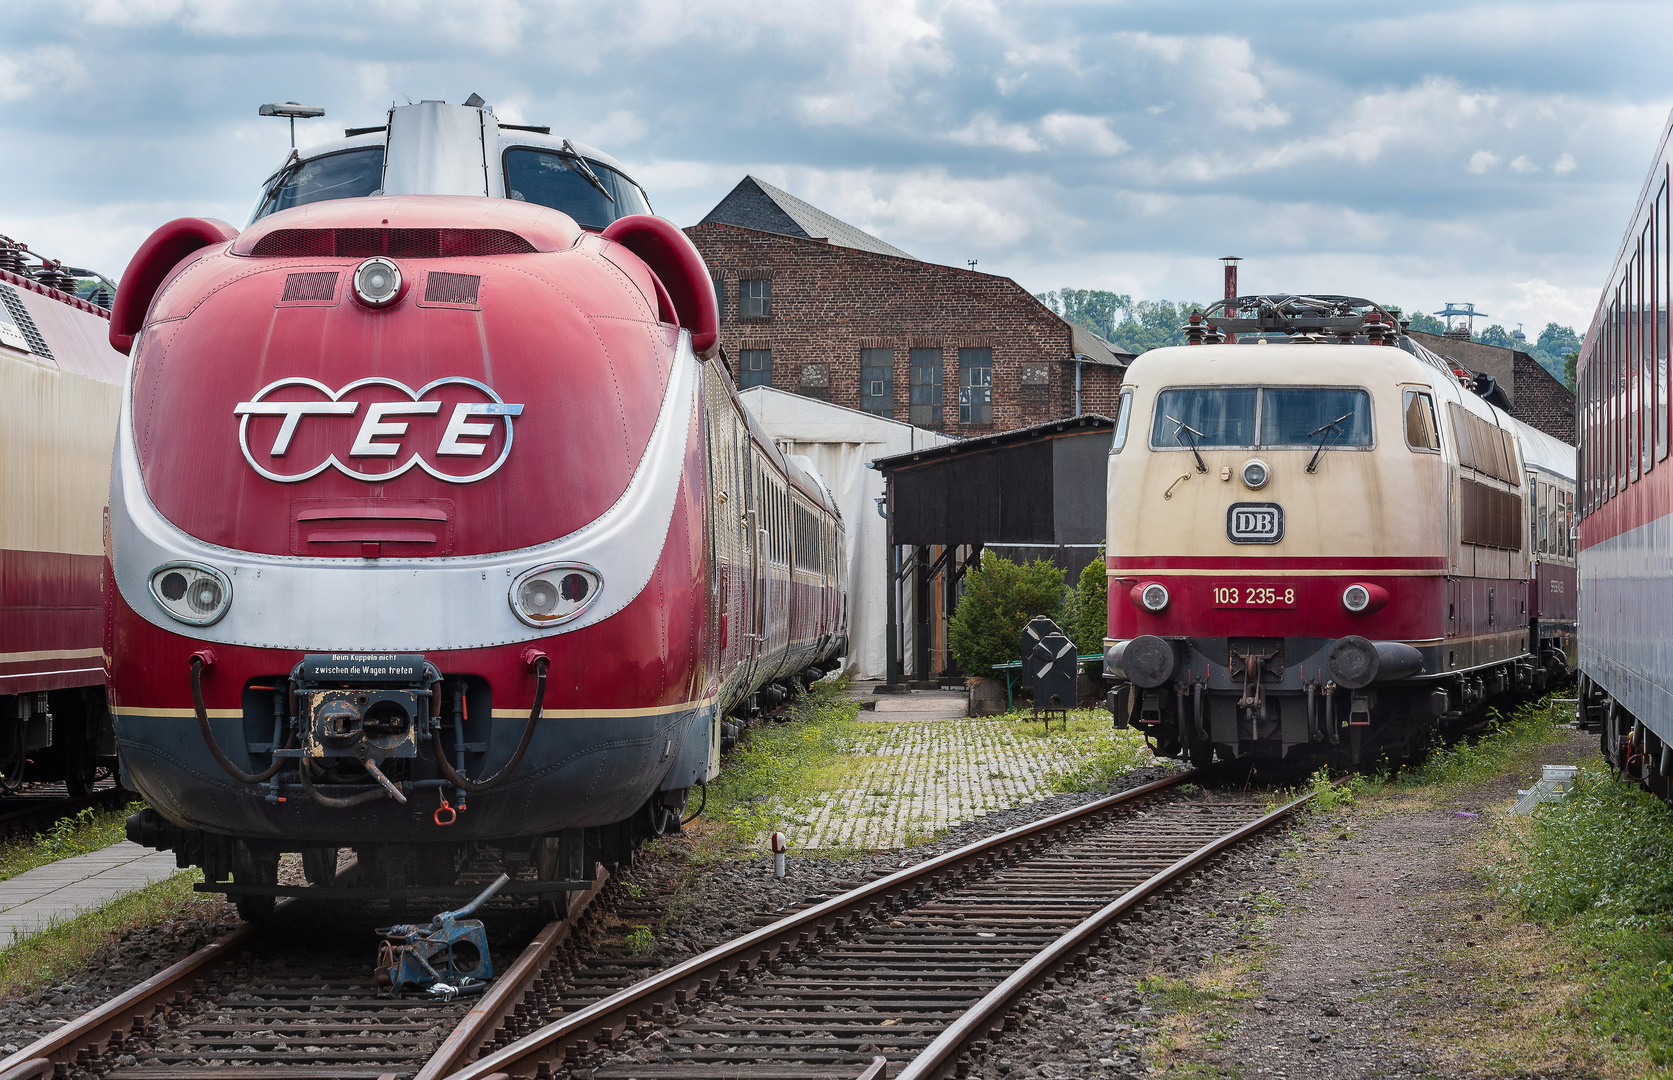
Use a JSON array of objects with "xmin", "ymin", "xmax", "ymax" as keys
[{"xmin": 374, "ymin": 872, "xmax": 508, "ymax": 999}]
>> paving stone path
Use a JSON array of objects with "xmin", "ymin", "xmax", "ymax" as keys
[
  {"xmin": 786, "ymin": 709, "xmax": 1153, "ymax": 850},
  {"xmin": 0, "ymin": 841, "xmax": 180, "ymax": 942}
]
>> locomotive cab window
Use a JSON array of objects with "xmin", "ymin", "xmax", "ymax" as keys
[
  {"xmin": 1111, "ymin": 387, "xmax": 1133, "ymax": 453},
  {"xmin": 1149, "ymin": 386, "xmax": 1371, "ymax": 449},
  {"xmin": 251, "ymin": 148, "xmax": 386, "ymax": 223},
  {"xmin": 503, "ymin": 149, "xmax": 652, "ymax": 229},
  {"xmin": 1403, "ymin": 390, "xmax": 1441, "ymax": 451}
]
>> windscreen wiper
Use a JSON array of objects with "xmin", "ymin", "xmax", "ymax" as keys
[
  {"xmin": 561, "ymin": 139, "xmax": 615, "ymax": 204},
  {"xmin": 1167, "ymin": 416, "xmax": 1209, "ymax": 473},
  {"xmin": 1306, "ymin": 412, "xmax": 1354, "ymax": 473}
]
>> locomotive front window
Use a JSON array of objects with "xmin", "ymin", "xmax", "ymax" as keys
[
  {"xmin": 251, "ymin": 148, "xmax": 386, "ymax": 223},
  {"xmin": 1150, "ymin": 386, "xmax": 1372, "ymax": 449},
  {"xmin": 504, "ymin": 149, "xmax": 652, "ymax": 228},
  {"xmin": 1151, "ymin": 388, "xmax": 1256, "ymax": 447},
  {"xmin": 1261, "ymin": 388, "xmax": 1372, "ymax": 447}
]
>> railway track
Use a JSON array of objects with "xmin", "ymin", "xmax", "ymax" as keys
[{"xmin": 0, "ymin": 771, "xmax": 1319, "ymax": 1080}]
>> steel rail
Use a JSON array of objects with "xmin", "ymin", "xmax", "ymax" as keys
[
  {"xmin": 0, "ymin": 921, "xmax": 256, "ymax": 1077},
  {"xmin": 890, "ymin": 786, "xmax": 1320, "ymax": 1080},
  {"xmin": 442, "ymin": 771, "xmax": 1192, "ymax": 1080},
  {"xmin": 414, "ymin": 868, "xmax": 610, "ymax": 1080}
]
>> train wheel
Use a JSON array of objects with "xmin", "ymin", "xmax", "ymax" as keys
[
  {"xmin": 302, "ymin": 847, "xmax": 341, "ymax": 887},
  {"xmin": 233, "ymin": 846, "xmax": 279, "ymax": 923}
]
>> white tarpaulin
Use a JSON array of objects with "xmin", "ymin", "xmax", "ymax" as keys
[{"xmin": 739, "ymin": 387, "xmax": 955, "ymax": 679}]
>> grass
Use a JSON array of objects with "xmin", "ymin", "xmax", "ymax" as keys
[
  {"xmin": 1392, "ymin": 692, "xmax": 1572, "ymax": 794},
  {"xmin": 688, "ymin": 679, "xmax": 867, "ymax": 857},
  {"xmin": 1018, "ymin": 708, "xmax": 1155, "ymax": 792},
  {"xmin": 0, "ymin": 870, "xmax": 213, "ymax": 997},
  {"xmin": 0, "ymin": 801, "xmax": 144, "ymax": 884},
  {"xmin": 1484, "ymin": 760, "xmax": 1673, "ymax": 1075}
]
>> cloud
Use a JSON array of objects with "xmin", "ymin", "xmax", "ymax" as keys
[
  {"xmin": 948, "ymin": 113, "xmax": 1041, "ymax": 152},
  {"xmin": 1510, "ymin": 155, "xmax": 1540, "ymax": 173},
  {"xmin": 0, "ymin": 45, "xmax": 88, "ymax": 102},
  {"xmin": 1038, "ymin": 113, "xmax": 1128, "ymax": 157},
  {"xmin": 1468, "ymin": 150, "xmax": 1501, "ymax": 174},
  {"xmin": 1552, "ymin": 152, "xmax": 1578, "ymax": 174}
]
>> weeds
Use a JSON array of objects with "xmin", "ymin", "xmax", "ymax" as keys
[
  {"xmin": 0, "ymin": 870, "xmax": 214, "ymax": 996},
  {"xmin": 0, "ymin": 801, "xmax": 143, "ymax": 884},
  {"xmin": 1396, "ymin": 693, "xmax": 1569, "ymax": 792},
  {"xmin": 1487, "ymin": 761, "xmax": 1673, "ymax": 1067},
  {"xmin": 625, "ymin": 925, "xmax": 655, "ymax": 956}
]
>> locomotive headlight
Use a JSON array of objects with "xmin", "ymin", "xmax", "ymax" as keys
[
  {"xmin": 352, "ymin": 257, "xmax": 402, "ymax": 308},
  {"xmin": 1134, "ymin": 582, "xmax": 1171, "ymax": 613},
  {"xmin": 1241, "ymin": 458, "xmax": 1270, "ymax": 490},
  {"xmin": 148, "ymin": 563, "xmax": 233, "ymax": 626},
  {"xmin": 510, "ymin": 562, "xmax": 602, "ymax": 628},
  {"xmin": 1341, "ymin": 582, "xmax": 1389, "ymax": 614}
]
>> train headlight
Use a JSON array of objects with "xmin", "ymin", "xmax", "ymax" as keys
[
  {"xmin": 352, "ymin": 257, "xmax": 403, "ymax": 308},
  {"xmin": 148, "ymin": 563, "xmax": 233, "ymax": 626},
  {"xmin": 1134, "ymin": 582, "xmax": 1170, "ymax": 613},
  {"xmin": 510, "ymin": 562, "xmax": 602, "ymax": 628},
  {"xmin": 1341, "ymin": 582, "xmax": 1389, "ymax": 614},
  {"xmin": 1241, "ymin": 458, "xmax": 1270, "ymax": 490}
]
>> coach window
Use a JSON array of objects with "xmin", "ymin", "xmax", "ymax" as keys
[
  {"xmin": 1661, "ymin": 180, "xmax": 1671, "ymax": 462},
  {"xmin": 1403, "ymin": 390, "xmax": 1440, "ymax": 451},
  {"xmin": 1111, "ymin": 388, "xmax": 1133, "ymax": 452}
]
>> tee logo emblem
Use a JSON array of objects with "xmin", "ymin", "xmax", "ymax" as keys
[
  {"xmin": 234, "ymin": 376, "xmax": 524, "ymax": 484},
  {"xmin": 1227, "ymin": 502, "xmax": 1284, "ymax": 544}
]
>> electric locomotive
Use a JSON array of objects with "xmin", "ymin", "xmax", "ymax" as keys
[
  {"xmin": 1575, "ymin": 106, "xmax": 1673, "ymax": 800},
  {"xmin": 111, "ymin": 99, "xmax": 846, "ymax": 918},
  {"xmin": 1102, "ymin": 296, "xmax": 1574, "ymax": 768}
]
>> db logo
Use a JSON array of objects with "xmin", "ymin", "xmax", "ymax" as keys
[
  {"xmin": 234, "ymin": 376, "xmax": 525, "ymax": 484},
  {"xmin": 1226, "ymin": 502, "xmax": 1284, "ymax": 545}
]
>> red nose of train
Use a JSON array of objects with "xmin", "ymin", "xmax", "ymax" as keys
[{"xmin": 114, "ymin": 195, "xmax": 716, "ymax": 559}]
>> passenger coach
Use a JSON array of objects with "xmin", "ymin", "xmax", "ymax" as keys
[{"xmin": 1103, "ymin": 296, "xmax": 1574, "ymax": 768}]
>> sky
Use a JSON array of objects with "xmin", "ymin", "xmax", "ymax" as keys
[{"xmin": 4, "ymin": 0, "xmax": 1670, "ymax": 336}]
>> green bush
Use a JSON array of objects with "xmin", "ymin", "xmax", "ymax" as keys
[
  {"xmin": 949, "ymin": 552, "xmax": 1066, "ymax": 676},
  {"xmin": 1071, "ymin": 551, "xmax": 1107, "ymax": 655}
]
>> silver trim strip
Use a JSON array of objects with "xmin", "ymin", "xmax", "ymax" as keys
[{"xmin": 110, "ymin": 332, "xmax": 697, "ymax": 652}]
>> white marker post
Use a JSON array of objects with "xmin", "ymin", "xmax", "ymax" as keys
[{"xmin": 770, "ymin": 830, "xmax": 788, "ymax": 879}]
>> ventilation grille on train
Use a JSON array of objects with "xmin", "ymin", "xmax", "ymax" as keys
[
  {"xmin": 0, "ymin": 284, "xmax": 53, "ymax": 360},
  {"xmin": 281, "ymin": 272, "xmax": 339, "ymax": 302},
  {"xmin": 424, "ymin": 272, "xmax": 481, "ymax": 305},
  {"xmin": 250, "ymin": 228, "xmax": 537, "ymax": 259}
]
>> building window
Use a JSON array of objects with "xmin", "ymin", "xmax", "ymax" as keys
[
  {"xmin": 959, "ymin": 347, "xmax": 993, "ymax": 425},
  {"xmin": 712, "ymin": 275, "xmax": 725, "ymax": 322},
  {"xmin": 739, "ymin": 349, "xmax": 772, "ymax": 388},
  {"xmin": 799, "ymin": 363, "xmax": 830, "ymax": 401},
  {"xmin": 741, "ymin": 278, "xmax": 772, "ymax": 319},
  {"xmin": 860, "ymin": 348, "xmax": 894, "ymax": 417},
  {"xmin": 909, "ymin": 347, "xmax": 942, "ymax": 426}
]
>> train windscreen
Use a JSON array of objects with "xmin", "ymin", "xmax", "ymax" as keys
[
  {"xmin": 1151, "ymin": 387, "xmax": 1371, "ymax": 448},
  {"xmin": 251, "ymin": 148, "xmax": 386, "ymax": 223},
  {"xmin": 1260, "ymin": 388, "xmax": 1372, "ymax": 446},
  {"xmin": 504, "ymin": 150, "xmax": 652, "ymax": 228}
]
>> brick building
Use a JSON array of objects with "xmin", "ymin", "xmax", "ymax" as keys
[
  {"xmin": 1408, "ymin": 330, "xmax": 1576, "ymax": 443},
  {"xmin": 685, "ymin": 176, "xmax": 1129, "ymax": 436}
]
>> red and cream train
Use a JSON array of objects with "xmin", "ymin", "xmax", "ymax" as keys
[
  {"xmin": 110, "ymin": 99, "xmax": 845, "ymax": 915},
  {"xmin": 1101, "ymin": 296, "xmax": 1575, "ymax": 767}
]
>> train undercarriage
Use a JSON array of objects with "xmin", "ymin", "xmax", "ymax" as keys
[
  {"xmin": 1106, "ymin": 632, "xmax": 1571, "ymax": 772},
  {"xmin": 0, "ymin": 688, "xmax": 119, "ymax": 798}
]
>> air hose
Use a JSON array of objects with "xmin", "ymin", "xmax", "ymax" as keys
[
  {"xmin": 433, "ymin": 656, "xmax": 548, "ymax": 793},
  {"xmin": 298, "ymin": 756, "xmax": 390, "ymax": 808},
  {"xmin": 191, "ymin": 654, "xmax": 286, "ymax": 784}
]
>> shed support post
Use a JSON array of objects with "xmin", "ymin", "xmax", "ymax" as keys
[
  {"xmin": 915, "ymin": 544, "xmax": 930, "ymax": 682},
  {"xmin": 885, "ymin": 477, "xmax": 900, "ymax": 687}
]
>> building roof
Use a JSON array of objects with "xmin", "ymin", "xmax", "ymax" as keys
[
  {"xmin": 698, "ymin": 175, "xmax": 914, "ymax": 259},
  {"xmin": 872, "ymin": 413, "xmax": 1115, "ymax": 472},
  {"xmin": 1069, "ymin": 323, "xmax": 1134, "ymax": 368}
]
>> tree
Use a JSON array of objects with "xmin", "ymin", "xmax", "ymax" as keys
[
  {"xmin": 1534, "ymin": 322, "xmax": 1584, "ymax": 382},
  {"xmin": 1037, "ymin": 288, "xmax": 1131, "ymax": 340},
  {"xmin": 1070, "ymin": 552, "xmax": 1107, "ymax": 655},
  {"xmin": 948, "ymin": 553, "xmax": 1067, "ymax": 677},
  {"xmin": 1477, "ymin": 324, "xmax": 1516, "ymax": 349},
  {"xmin": 1405, "ymin": 311, "xmax": 1447, "ymax": 335},
  {"xmin": 1563, "ymin": 350, "xmax": 1578, "ymax": 392},
  {"xmin": 1108, "ymin": 300, "xmax": 1207, "ymax": 354}
]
